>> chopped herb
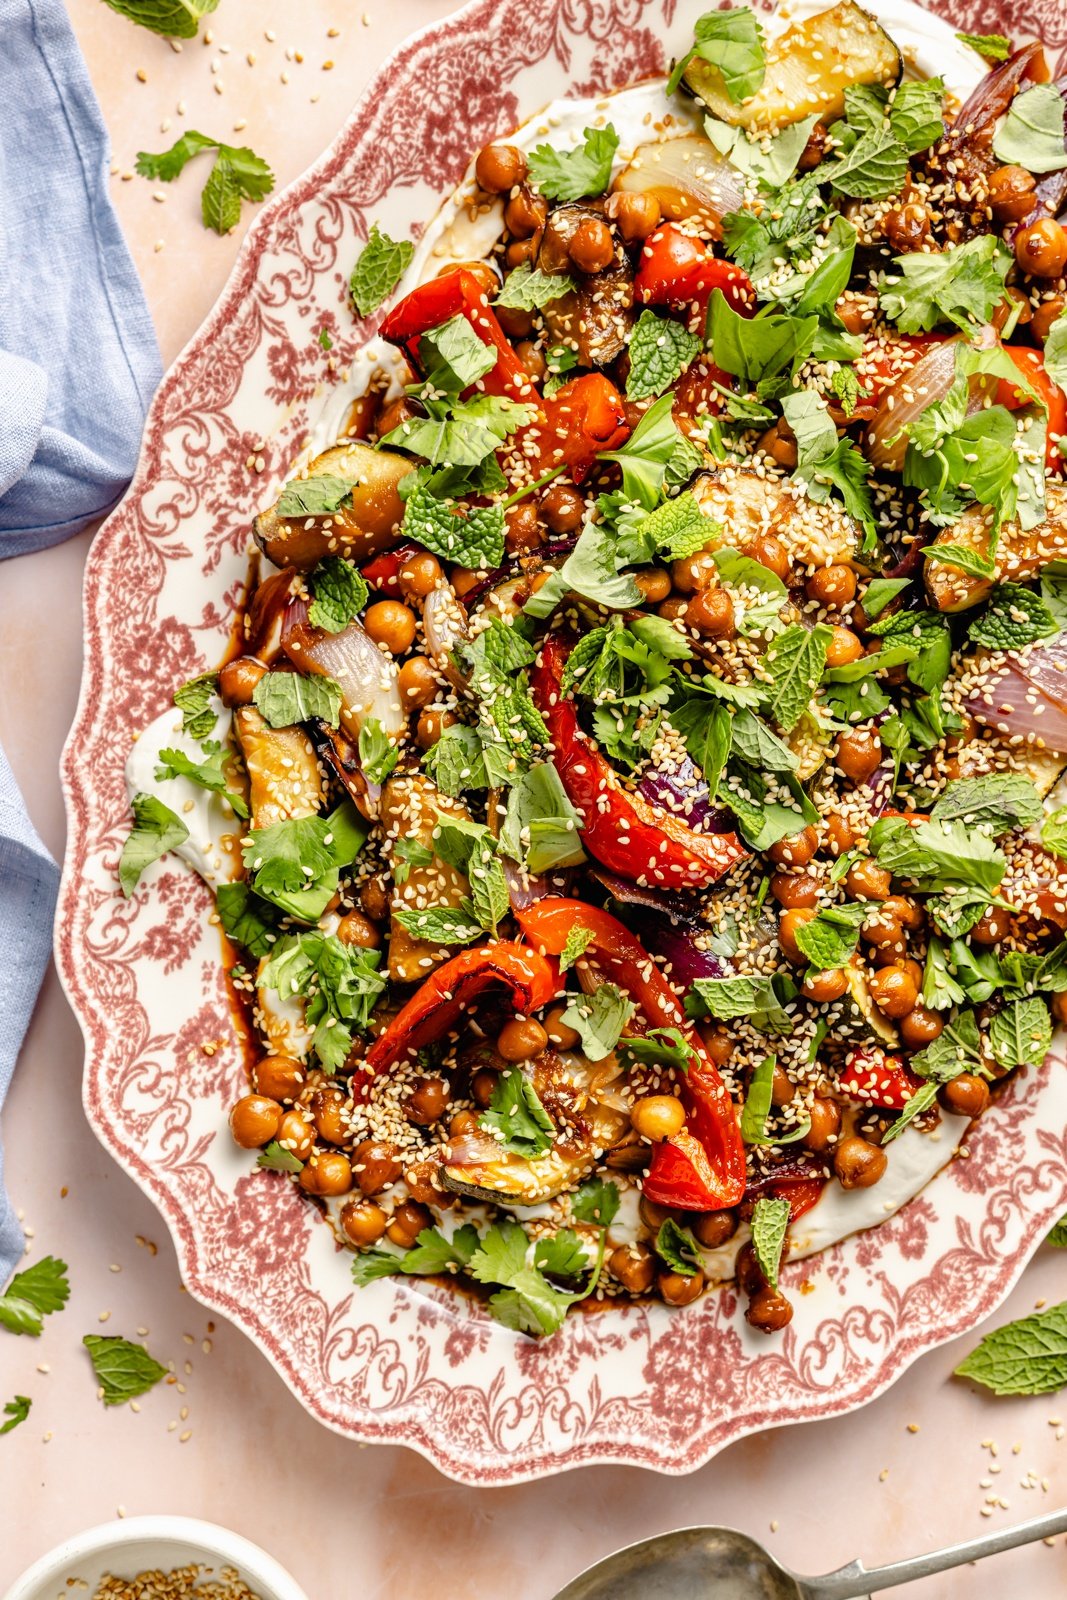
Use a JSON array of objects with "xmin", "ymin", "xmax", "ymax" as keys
[
  {"xmin": 955, "ymin": 31, "xmax": 1011, "ymax": 60},
  {"xmin": 869, "ymin": 815, "xmax": 1005, "ymax": 893},
  {"xmin": 173, "ymin": 671, "xmax": 218, "ymax": 740},
  {"xmin": 560, "ymin": 981, "xmax": 635, "ymax": 1061},
  {"xmin": 259, "ymin": 927, "xmax": 386, "ymax": 1071},
  {"xmin": 880, "ymin": 234, "xmax": 1013, "ymax": 334},
  {"xmin": 136, "ymin": 130, "xmax": 273, "ymax": 234},
  {"xmin": 215, "ymin": 881, "xmax": 279, "ymax": 959},
  {"xmin": 750, "ymin": 1196, "xmax": 791, "ymax": 1291},
  {"xmin": 930, "ymin": 773, "xmax": 1043, "ymax": 833},
  {"xmin": 760, "ymin": 622, "xmax": 833, "ymax": 732},
  {"xmin": 527, "ymin": 124, "xmax": 619, "ymax": 201},
  {"xmin": 993, "ymin": 83, "xmax": 1067, "ymax": 174},
  {"xmin": 560, "ymin": 925, "xmax": 594, "ymax": 972},
  {"xmin": 667, "ymin": 6, "xmax": 766, "ymax": 103},
  {"xmin": 241, "ymin": 801, "xmax": 368, "ymax": 922},
  {"xmin": 883, "ymin": 1080, "xmax": 940, "ymax": 1143},
  {"xmin": 500, "ymin": 762, "xmax": 586, "ymax": 874},
  {"xmin": 0, "ymin": 1257, "xmax": 70, "ymax": 1337},
  {"xmin": 101, "ymin": 0, "xmax": 217, "ymax": 35},
  {"xmin": 307, "ymin": 556, "xmax": 368, "ymax": 633},
  {"xmin": 83, "ymin": 1335, "xmax": 168, "ymax": 1406},
  {"xmin": 0, "ymin": 1395, "xmax": 30, "ymax": 1435},
  {"xmin": 393, "ymin": 902, "xmax": 484, "ymax": 946},
  {"xmin": 688, "ymin": 975, "xmax": 792, "ymax": 1034},
  {"xmin": 252, "ymin": 669, "xmax": 341, "ymax": 730},
  {"xmin": 794, "ymin": 902, "xmax": 866, "ymax": 970},
  {"xmin": 619, "ymin": 1027, "xmax": 699, "ymax": 1074},
  {"xmin": 154, "ymin": 742, "xmax": 249, "ymax": 819},
  {"xmin": 626, "ymin": 310, "xmax": 702, "ymax": 401},
  {"xmin": 480, "ymin": 1069, "xmax": 556, "ymax": 1156},
  {"xmin": 955, "ymin": 1302, "xmax": 1067, "ymax": 1395},
  {"xmin": 349, "ymin": 223, "xmax": 414, "ymax": 315},
  {"xmin": 571, "ymin": 1178, "xmax": 621, "ymax": 1227},
  {"xmin": 968, "ymin": 583, "xmax": 1058, "ymax": 651},
  {"xmin": 358, "ymin": 717, "xmax": 400, "ymax": 785},
  {"xmin": 496, "ymin": 263, "xmax": 577, "ymax": 310},
  {"xmin": 989, "ymin": 998, "xmax": 1053, "ymax": 1072},
  {"xmin": 256, "ymin": 1141, "xmax": 304, "ymax": 1174},
  {"xmin": 275, "ymin": 473, "xmax": 353, "ymax": 518},
  {"xmin": 401, "ymin": 482, "xmax": 506, "ymax": 569},
  {"xmin": 654, "ymin": 1218, "xmax": 703, "ymax": 1277},
  {"xmin": 119, "ymin": 794, "xmax": 190, "ymax": 897}
]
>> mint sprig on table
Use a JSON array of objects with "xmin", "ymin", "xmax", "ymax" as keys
[
  {"xmin": 84, "ymin": 1335, "xmax": 168, "ymax": 1406},
  {"xmin": 136, "ymin": 132, "xmax": 275, "ymax": 235},
  {"xmin": 956, "ymin": 1302, "xmax": 1067, "ymax": 1396},
  {"xmin": 101, "ymin": 0, "xmax": 218, "ymax": 37}
]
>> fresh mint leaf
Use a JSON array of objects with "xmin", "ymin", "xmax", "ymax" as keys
[
  {"xmin": 572, "ymin": 1178, "xmax": 621, "ymax": 1227},
  {"xmin": 102, "ymin": 0, "xmax": 217, "ymax": 37},
  {"xmin": 956, "ymin": 31, "xmax": 1011, "ymax": 60},
  {"xmin": 931, "ymin": 774, "xmax": 1043, "ymax": 833},
  {"xmin": 358, "ymin": 717, "xmax": 399, "ymax": 785},
  {"xmin": 626, "ymin": 310, "xmax": 701, "ymax": 401},
  {"xmin": 275, "ymin": 474, "xmax": 353, "ymax": 518},
  {"xmin": 760, "ymin": 622, "xmax": 832, "ymax": 732},
  {"xmin": 307, "ymin": 557, "xmax": 368, "ymax": 633},
  {"xmin": 883, "ymin": 1080, "xmax": 940, "ymax": 1143},
  {"xmin": 990, "ymin": 998, "xmax": 1053, "ymax": 1072},
  {"xmin": 956, "ymin": 1302, "xmax": 1067, "ymax": 1395},
  {"xmin": 741, "ymin": 1056, "xmax": 811, "ymax": 1147},
  {"xmin": 668, "ymin": 6, "xmax": 766, "ymax": 103},
  {"xmin": 419, "ymin": 314, "xmax": 497, "ymax": 391},
  {"xmin": 0, "ymin": 1395, "xmax": 30, "ymax": 1435},
  {"xmin": 560, "ymin": 981, "xmax": 635, "ymax": 1062},
  {"xmin": 496, "ymin": 263, "xmax": 576, "ymax": 311},
  {"xmin": 393, "ymin": 902, "xmax": 483, "ymax": 946},
  {"xmin": 401, "ymin": 482, "xmax": 506, "ymax": 568},
  {"xmin": 84, "ymin": 1335, "xmax": 167, "ymax": 1406},
  {"xmin": 880, "ymin": 234, "xmax": 1012, "ymax": 333},
  {"xmin": 349, "ymin": 223, "xmax": 414, "ymax": 316},
  {"xmin": 173, "ymin": 671, "xmax": 218, "ymax": 740},
  {"xmin": 794, "ymin": 902, "xmax": 866, "ymax": 970},
  {"xmin": 252, "ymin": 670, "xmax": 342, "ymax": 730},
  {"xmin": 423, "ymin": 724, "xmax": 490, "ymax": 796},
  {"xmin": 751, "ymin": 1196, "xmax": 790, "ymax": 1290},
  {"xmin": 215, "ymin": 882, "xmax": 279, "ymax": 959},
  {"xmin": 654, "ymin": 1218, "xmax": 703, "ymax": 1277},
  {"xmin": 1044, "ymin": 316, "xmax": 1067, "ymax": 389},
  {"xmin": 868, "ymin": 607, "xmax": 951, "ymax": 693},
  {"xmin": 527, "ymin": 124, "xmax": 619, "ymax": 201},
  {"xmin": 480, "ymin": 1069, "xmax": 556, "ymax": 1156},
  {"xmin": 993, "ymin": 83, "xmax": 1067, "ymax": 174},
  {"xmin": 830, "ymin": 126, "xmax": 908, "ymax": 199},
  {"xmin": 968, "ymin": 583, "xmax": 1058, "ymax": 651},
  {"xmin": 119, "ymin": 793, "xmax": 190, "ymax": 897},
  {"xmin": 688, "ymin": 975, "xmax": 792, "ymax": 1034},
  {"xmin": 560, "ymin": 925, "xmax": 594, "ymax": 973}
]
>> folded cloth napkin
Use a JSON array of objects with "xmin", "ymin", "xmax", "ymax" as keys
[{"xmin": 0, "ymin": 0, "xmax": 162, "ymax": 1284}]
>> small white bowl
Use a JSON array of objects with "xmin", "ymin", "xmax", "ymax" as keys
[{"xmin": 2, "ymin": 1517, "xmax": 309, "ymax": 1600}]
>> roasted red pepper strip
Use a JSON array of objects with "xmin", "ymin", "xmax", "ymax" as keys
[
  {"xmin": 535, "ymin": 374, "xmax": 630, "ymax": 482},
  {"xmin": 634, "ymin": 224, "xmax": 755, "ymax": 332},
  {"xmin": 379, "ymin": 268, "xmax": 535, "ymax": 402},
  {"xmin": 516, "ymin": 898, "xmax": 746, "ymax": 1211},
  {"xmin": 531, "ymin": 632, "xmax": 747, "ymax": 889},
  {"xmin": 360, "ymin": 542, "xmax": 425, "ymax": 595},
  {"xmin": 996, "ymin": 345, "xmax": 1067, "ymax": 472},
  {"xmin": 855, "ymin": 332, "xmax": 946, "ymax": 409},
  {"xmin": 352, "ymin": 943, "xmax": 558, "ymax": 1100},
  {"xmin": 838, "ymin": 1048, "xmax": 925, "ymax": 1110}
]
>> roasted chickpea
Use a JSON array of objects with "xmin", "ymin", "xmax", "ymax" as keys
[
  {"xmin": 540, "ymin": 481, "xmax": 585, "ymax": 533},
  {"xmin": 497, "ymin": 1017, "xmax": 549, "ymax": 1062},
  {"xmin": 505, "ymin": 500, "xmax": 543, "ymax": 554},
  {"xmin": 890, "ymin": 955, "xmax": 923, "ymax": 989},
  {"xmin": 971, "ymin": 905, "xmax": 1011, "ymax": 945},
  {"xmin": 310, "ymin": 1087, "xmax": 349, "ymax": 1145},
  {"xmin": 768, "ymin": 825, "xmax": 818, "ymax": 869},
  {"xmin": 475, "ymin": 142, "xmax": 527, "ymax": 194},
  {"xmin": 364, "ymin": 599, "xmax": 416, "ymax": 656},
  {"xmin": 448, "ymin": 1110, "xmax": 478, "ymax": 1138},
  {"xmin": 631, "ymin": 1094, "xmax": 686, "ymax": 1142},
  {"xmin": 503, "ymin": 187, "xmax": 547, "ymax": 239},
  {"xmin": 398, "ymin": 551, "xmax": 443, "ymax": 602},
  {"xmin": 1032, "ymin": 296, "xmax": 1067, "ymax": 343},
  {"xmin": 836, "ymin": 727, "xmax": 883, "ymax": 783},
  {"xmin": 1015, "ymin": 217, "xmax": 1067, "ymax": 278},
  {"xmin": 252, "ymin": 1054, "xmax": 304, "ymax": 1102},
  {"xmin": 375, "ymin": 395, "xmax": 419, "ymax": 437},
  {"xmin": 770, "ymin": 1064, "xmax": 795, "ymax": 1106},
  {"xmin": 336, "ymin": 909, "xmax": 382, "ymax": 949},
  {"xmin": 804, "ymin": 1097, "xmax": 841, "ymax": 1153},
  {"xmin": 691, "ymin": 1209, "xmax": 738, "ymax": 1249},
  {"xmin": 770, "ymin": 871, "xmax": 820, "ymax": 910},
  {"xmin": 806, "ymin": 564, "xmax": 857, "ymax": 609},
  {"xmin": 757, "ymin": 423, "xmax": 798, "ymax": 469},
  {"xmin": 605, "ymin": 189, "xmax": 662, "ymax": 243},
  {"xmin": 670, "ymin": 550, "xmax": 718, "ymax": 593},
  {"xmin": 746, "ymin": 1287, "xmax": 794, "ymax": 1332},
  {"xmin": 834, "ymin": 1135, "xmax": 887, "ymax": 1190},
  {"xmin": 416, "ymin": 707, "xmax": 457, "ymax": 749},
  {"xmin": 404, "ymin": 1161, "xmax": 454, "ymax": 1209},
  {"xmin": 659, "ymin": 1268, "xmax": 705, "ymax": 1307},
  {"xmin": 639, "ymin": 1195, "xmax": 672, "ymax": 1232},
  {"xmin": 801, "ymin": 967, "xmax": 849, "ymax": 1002},
  {"xmin": 657, "ymin": 596, "xmax": 691, "ymax": 622},
  {"xmin": 340, "ymin": 1198, "xmax": 388, "ymax": 1246},
  {"xmin": 883, "ymin": 895, "xmax": 924, "ymax": 931},
  {"xmin": 845, "ymin": 858, "xmax": 891, "ymax": 901},
  {"xmin": 987, "ymin": 164, "xmax": 1037, "ymax": 223},
  {"xmin": 634, "ymin": 568, "xmax": 672, "ymax": 604},
  {"xmin": 797, "ymin": 120, "xmax": 828, "ymax": 170},
  {"xmin": 569, "ymin": 216, "xmax": 615, "ymax": 274},
  {"xmin": 300, "ymin": 1151, "xmax": 353, "ymax": 1197},
  {"xmin": 869, "ymin": 966, "xmax": 919, "ymax": 1019},
  {"xmin": 824, "ymin": 812, "xmax": 855, "ymax": 858},
  {"xmin": 701, "ymin": 1025, "xmax": 734, "ymax": 1068},
  {"xmin": 884, "ymin": 202, "xmax": 931, "ymax": 253},
  {"xmin": 359, "ymin": 876, "xmax": 390, "ymax": 923},
  {"xmin": 218, "ymin": 655, "xmax": 267, "ymax": 708},
  {"xmin": 743, "ymin": 533, "xmax": 790, "ymax": 582},
  {"xmin": 507, "ymin": 243, "xmax": 540, "ymax": 275},
  {"xmin": 352, "ymin": 1138, "xmax": 403, "ymax": 1196},
  {"xmin": 609, "ymin": 1242, "xmax": 656, "ymax": 1294},
  {"xmin": 470, "ymin": 1068, "xmax": 500, "ymax": 1109},
  {"xmin": 835, "ymin": 292, "xmax": 874, "ymax": 335},
  {"xmin": 899, "ymin": 1004, "xmax": 944, "ymax": 1049},
  {"xmin": 450, "ymin": 566, "xmax": 481, "ymax": 598},
  {"xmin": 862, "ymin": 906, "xmax": 905, "ymax": 952},
  {"xmin": 778, "ymin": 907, "xmax": 816, "ymax": 965},
  {"xmin": 825, "ymin": 626, "xmax": 864, "ymax": 669},
  {"xmin": 544, "ymin": 1005, "xmax": 581, "ymax": 1049},
  {"xmin": 397, "ymin": 654, "xmax": 438, "ymax": 711},
  {"xmin": 229, "ymin": 1094, "xmax": 282, "ymax": 1149},
  {"xmin": 685, "ymin": 586, "xmax": 736, "ymax": 639},
  {"xmin": 940, "ymin": 1072, "xmax": 991, "ymax": 1119},
  {"xmin": 404, "ymin": 1075, "xmax": 451, "ymax": 1126},
  {"xmin": 387, "ymin": 1200, "xmax": 433, "ymax": 1249},
  {"xmin": 276, "ymin": 1108, "xmax": 314, "ymax": 1161},
  {"xmin": 1053, "ymin": 991, "xmax": 1067, "ymax": 1028}
]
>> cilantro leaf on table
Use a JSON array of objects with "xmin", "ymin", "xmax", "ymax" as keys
[
  {"xmin": 0, "ymin": 1395, "xmax": 30, "ymax": 1436},
  {"xmin": 560, "ymin": 925, "xmax": 594, "ymax": 973},
  {"xmin": 119, "ymin": 794, "xmax": 190, "ymax": 897},
  {"xmin": 931, "ymin": 773, "xmax": 1044, "ymax": 834},
  {"xmin": 956, "ymin": 1301, "xmax": 1067, "ymax": 1395},
  {"xmin": 241, "ymin": 801, "xmax": 368, "ymax": 922},
  {"xmin": 101, "ymin": 0, "xmax": 217, "ymax": 35},
  {"xmin": 83, "ymin": 1336, "xmax": 168, "ymax": 1406},
  {"xmin": 560, "ymin": 982, "xmax": 635, "ymax": 1062},
  {"xmin": 275, "ymin": 474, "xmax": 354, "ymax": 518},
  {"xmin": 136, "ymin": 131, "xmax": 273, "ymax": 234},
  {"xmin": 0, "ymin": 1257, "xmax": 70, "ymax": 1338},
  {"xmin": 307, "ymin": 556, "xmax": 369, "ymax": 633},
  {"xmin": 349, "ymin": 223, "xmax": 415, "ymax": 316},
  {"xmin": 968, "ymin": 583, "xmax": 1058, "ymax": 651},
  {"xmin": 654, "ymin": 1218, "xmax": 703, "ymax": 1277},
  {"xmin": 571, "ymin": 1178, "xmax": 621, "ymax": 1227},
  {"xmin": 667, "ymin": 6, "xmax": 766, "ymax": 102},
  {"xmin": 215, "ymin": 882, "xmax": 280, "ymax": 960},
  {"xmin": 760, "ymin": 622, "xmax": 832, "ymax": 732},
  {"xmin": 751, "ymin": 1196, "xmax": 791, "ymax": 1290},
  {"xmin": 496, "ymin": 263, "xmax": 577, "ymax": 311},
  {"xmin": 990, "ymin": 998, "xmax": 1053, "ymax": 1072},
  {"xmin": 619, "ymin": 1027, "xmax": 699, "ymax": 1074},
  {"xmin": 252, "ymin": 670, "xmax": 342, "ymax": 730},
  {"xmin": 688, "ymin": 975, "xmax": 793, "ymax": 1034},
  {"xmin": 173, "ymin": 671, "xmax": 218, "ymax": 740},
  {"xmin": 479, "ymin": 1069, "xmax": 556, "ymax": 1157},
  {"xmin": 883, "ymin": 1080, "xmax": 940, "ymax": 1143},
  {"xmin": 401, "ymin": 483, "xmax": 505, "ymax": 569},
  {"xmin": 499, "ymin": 762, "xmax": 586, "ymax": 874},
  {"xmin": 154, "ymin": 741, "xmax": 249, "ymax": 819},
  {"xmin": 869, "ymin": 815, "xmax": 1005, "ymax": 893},
  {"xmin": 956, "ymin": 31, "xmax": 1011, "ymax": 60},
  {"xmin": 626, "ymin": 310, "xmax": 702, "ymax": 401},
  {"xmin": 260, "ymin": 928, "xmax": 386, "ymax": 1071},
  {"xmin": 418, "ymin": 314, "xmax": 497, "ymax": 392},
  {"xmin": 358, "ymin": 717, "xmax": 399, "ymax": 785},
  {"xmin": 393, "ymin": 902, "xmax": 484, "ymax": 946},
  {"xmin": 993, "ymin": 83, "xmax": 1067, "ymax": 174},
  {"xmin": 527, "ymin": 124, "xmax": 619, "ymax": 201},
  {"xmin": 880, "ymin": 235, "xmax": 1012, "ymax": 333}
]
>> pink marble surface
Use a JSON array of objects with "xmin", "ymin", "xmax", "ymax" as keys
[{"xmin": 1, "ymin": 1, "xmax": 1066, "ymax": 1593}]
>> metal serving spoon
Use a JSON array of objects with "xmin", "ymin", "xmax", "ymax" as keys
[{"xmin": 551, "ymin": 1508, "xmax": 1067, "ymax": 1599}]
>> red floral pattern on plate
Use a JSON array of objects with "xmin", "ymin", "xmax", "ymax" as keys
[{"xmin": 56, "ymin": 0, "xmax": 1067, "ymax": 1484}]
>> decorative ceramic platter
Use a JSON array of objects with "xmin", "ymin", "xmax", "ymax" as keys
[{"xmin": 57, "ymin": 0, "xmax": 1067, "ymax": 1485}]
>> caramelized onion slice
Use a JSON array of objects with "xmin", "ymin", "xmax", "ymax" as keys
[
  {"xmin": 613, "ymin": 135, "xmax": 744, "ymax": 237},
  {"xmin": 968, "ymin": 634, "xmax": 1067, "ymax": 754},
  {"xmin": 283, "ymin": 616, "xmax": 404, "ymax": 740}
]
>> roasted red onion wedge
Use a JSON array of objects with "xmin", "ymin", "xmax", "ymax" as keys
[
  {"xmin": 967, "ymin": 633, "xmax": 1067, "ymax": 754},
  {"xmin": 612, "ymin": 135, "xmax": 745, "ymax": 238},
  {"xmin": 283, "ymin": 615, "xmax": 404, "ymax": 740}
]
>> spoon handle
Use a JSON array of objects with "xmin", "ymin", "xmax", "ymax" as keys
[{"xmin": 808, "ymin": 1506, "xmax": 1067, "ymax": 1599}]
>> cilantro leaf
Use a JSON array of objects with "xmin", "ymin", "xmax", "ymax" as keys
[
  {"xmin": 101, "ymin": 0, "xmax": 217, "ymax": 37},
  {"xmin": 241, "ymin": 802, "xmax": 367, "ymax": 922},
  {"xmin": 0, "ymin": 1257, "xmax": 70, "ymax": 1337},
  {"xmin": 668, "ymin": 6, "xmax": 766, "ymax": 103},
  {"xmin": 968, "ymin": 583, "xmax": 1058, "ymax": 651},
  {"xmin": 880, "ymin": 235, "xmax": 1013, "ymax": 333},
  {"xmin": 401, "ymin": 482, "xmax": 506, "ymax": 568},
  {"xmin": 173, "ymin": 671, "xmax": 218, "ymax": 740},
  {"xmin": 0, "ymin": 1395, "xmax": 30, "ymax": 1435},
  {"xmin": 956, "ymin": 1302, "xmax": 1067, "ymax": 1395},
  {"xmin": 781, "ymin": 390, "xmax": 874, "ymax": 527},
  {"xmin": 467, "ymin": 1220, "xmax": 603, "ymax": 1336},
  {"xmin": 931, "ymin": 774, "xmax": 1043, "ymax": 833},
  {"xmin": 307, "ymin": 557, "xmax": 368, "ymax": 633},
  {"xmin": 215, "ymin": 882, "xmax": 280, "ymax": 959},
  {"xmin": 119, "ymin": 793, "xmax": 190, "ymax": 897},
  {"xmin": 256, "ymin": 1140, "xmax": 304, "ymax": 1174},
  {"xmin": 993, "ymin": 83, "xmax": 1067, "ymax": 174},
  {"xmin": 572, "ymin": 1178, "xmax": 621, "ymax": 1227},
  {"xmin": 154, "ymin": 741, "xmax": 249, "ymax": 819},
  {"xmin": 619, "ymin": 1027, "xmax": 699, "ymax": 1074},
  {"xmin": 760, "ymin": 622, "xmax": 832, "ymax": 732},
  {"xmin": 252, "ymin": 670, "xmax": 342, "ymax": 730},
  {"xmin": 654, "ymin": 1218, "xmax": 703, "ymax": 1277},
  {"xmin": 527, "ymin": 124, "xmax": 619, "ymax": 201},
  {"xmin": 349, "ymin": 223, "xmax": 414, "ymax": 316},
  {"xmin": 358, "ymin": 717, "xmax": 399, "ymax": 785},
  {"xmin": 911, "ymin": 1009, "xmax": 983, "ymax": 1079},
  {"xmin": 626, "ymin": 310, "xmax": 701, "ymax": 401},
  {"xmin": 83, "ymin": 1335, "xmax": 168, "ymax": 1406},
  {"xmin": 496, "ymin": 263, "xmax": 577, "ymax": 310},
  {"xmin": 560, "ymin": 982, "xmax": 635, "ymax": 1061},
  {"xmin": 479, "ymin": 1069, "xmax": 556, "ymax": 1157},
  {"xmin": 259, "ymin": 928, "xmax": 386, "ymax": 1071},
  {"xmin": 751, "ymin": 1196, "xmax": 791, "ymax": 1291},
  {"xmin": 956, "ymin": 31, "xmax": 1011, "ymax": 60},
  {"xmin": 990, "ymin": 998, "xmax": 1053, "ymax": 1072}
]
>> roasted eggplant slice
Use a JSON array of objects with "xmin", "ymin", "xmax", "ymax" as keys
[
  {"xmin": 441, "ymin": 1050, "xmax": 631, "ymax": 1205},
  {"xmin": 380, "ymin": 774, "xmax": 473, "ymax": 983},
  {"xmin": 827, "ymin": 959, "xmax": 899, "ymax": 1049},
  {"xmin": 233, "ymin": 705, "xmax": 324, "ymax": 829},
  {"xmin": 925, "ymin": 483, "xmax": 1067, "ymax": 612},
  {"xmin": 536, "ymin": 205, "xmax": 634, "ymax": 367},
  {"xmin": 692, "ymin": 468, "xmax": 874, "ymax": 572},
  {"xmin": 254, "ymin": 441, "xmax": 410, "ymax": 570},
  {"xmin": 684, "ymin": 1, "xmax": 902, "ymax": 130}
]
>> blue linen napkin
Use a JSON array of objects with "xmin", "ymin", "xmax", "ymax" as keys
[{"xmin": 0, "ymin": 0, "xmax": 162, "ymax": 1285}]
